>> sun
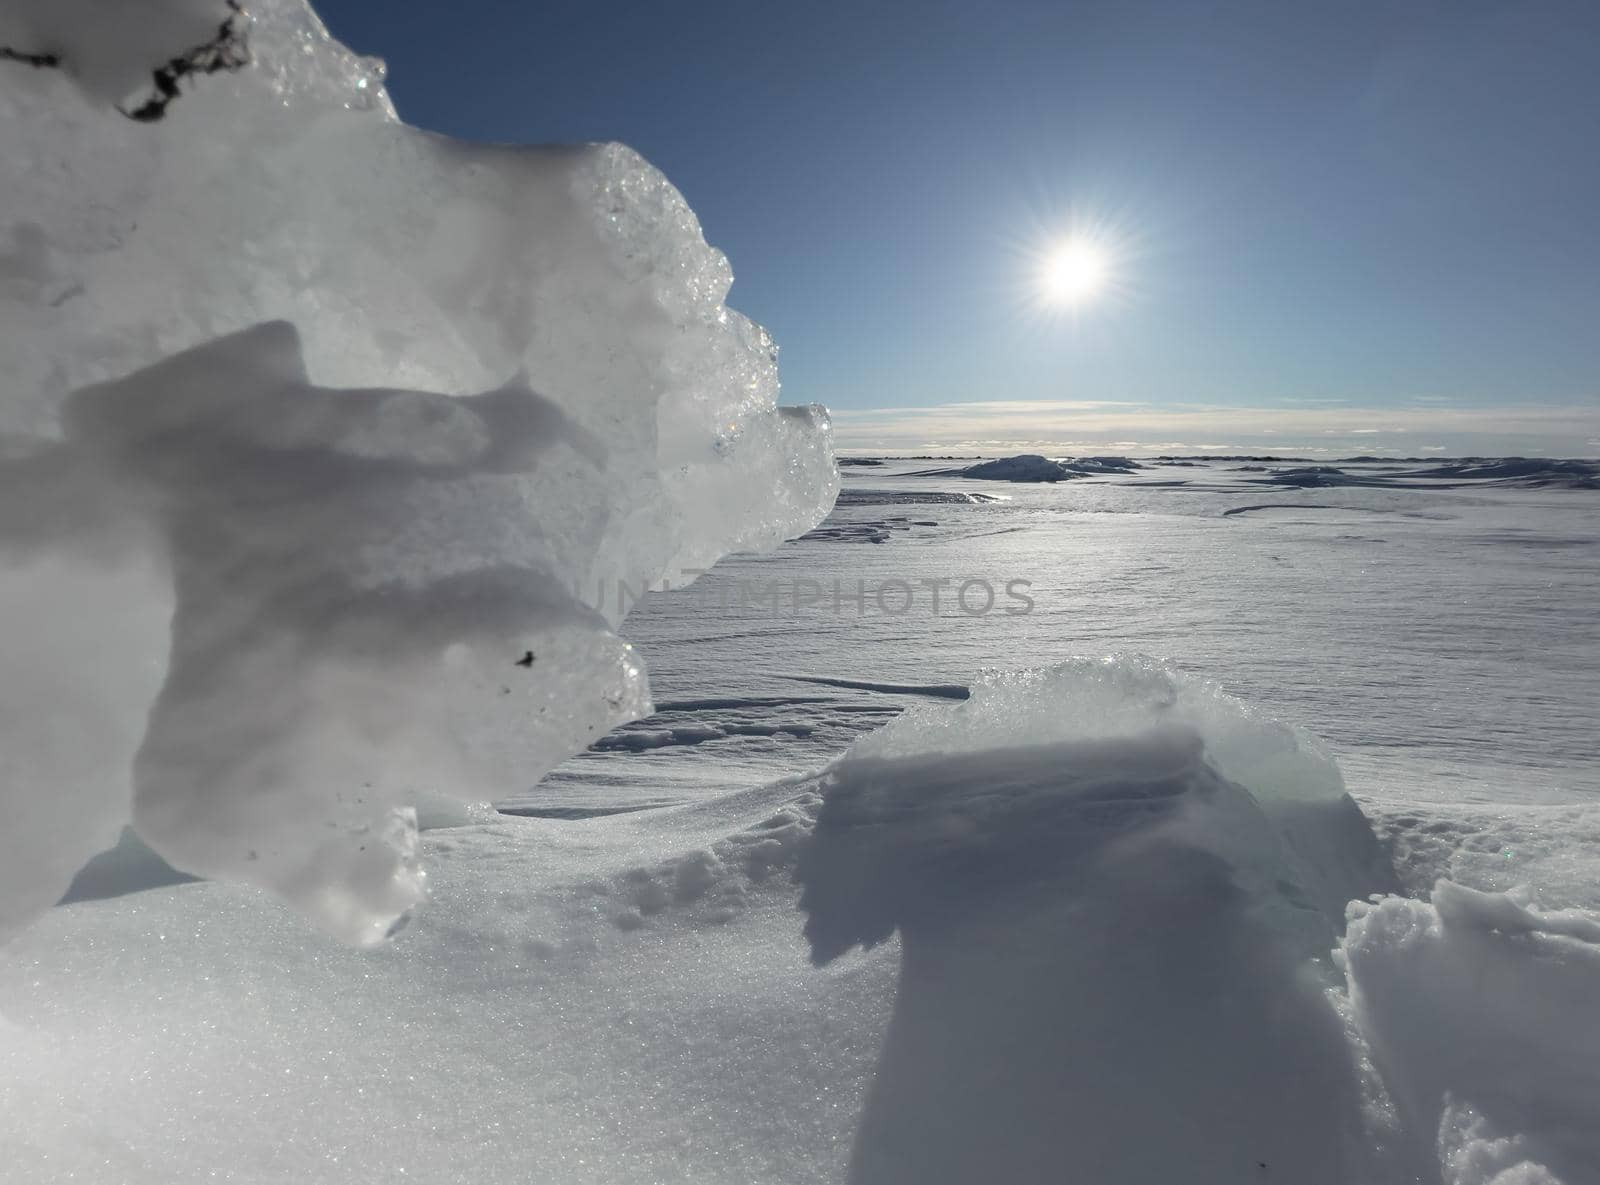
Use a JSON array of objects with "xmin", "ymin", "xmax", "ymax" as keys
[{"xmin": 1039, "ymin": 237, "xmax": 1110, "ymax": 307}]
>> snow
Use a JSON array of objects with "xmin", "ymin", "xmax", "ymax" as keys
[
  {"xmin": 914, "ymin": 454, "xmax": 1149, "ymax": 482},
  {"xmin": 1412, "ymin": 458, "xmax": 1600, "ymax": 487},
  {"xmin": 0, "ymin": 798, "xmax": 891, "ymax": 1185},
  {"xmin": 0, "ymin": 0, "xmax": 835, "ymax": 943},
  {"xmin": 4, "ymin": 1, "xmax": 1600, "ymax": 1182},
  {"xmin": 1241, "ymin": 459, "xmax": 1600, "ymax": 490},
  {"xmin": 919, "ymin": 453, "xmax": 1600, "ymax": 491},
  {"xmin": 798, "ymin": 660, "xmax": 1394, "ymax": 970},
  {"xmin": 11, "ymin": 640, "xmax": 1598, "ymax": 1183},
  {"xmin": 939, "ymin": 453, "xmax": 1081, "ymax": 481},
  {"xmin": 793, "ymin": 659, "xmax": 1394, "ymax": 1181},
  {"xmin": 1342, "ymin": 882, "xmax": 1600, "ymax": 1184},
  {"xmin": 0, "ymin": 455, "xmax": 1597, "ymax": 1180}
]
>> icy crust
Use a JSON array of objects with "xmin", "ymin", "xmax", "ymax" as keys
[
  {"xmin": 802, "ymin": 656, "xmax": 1395, "ymax": 964},
  {"xmin": 0, "ymin": 0, "xmax": 836, "ymax": 943}
]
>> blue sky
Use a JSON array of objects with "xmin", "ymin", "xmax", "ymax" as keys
[{"xmin": 315, "ymin": 0, "xmax": 1600, "ymax": 455}]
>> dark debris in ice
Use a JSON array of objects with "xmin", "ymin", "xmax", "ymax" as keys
[{"xmin": 118, "ymin": 1, "xmax": 250, "ymax": 123}]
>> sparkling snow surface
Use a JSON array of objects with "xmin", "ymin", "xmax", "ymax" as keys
[
  {"xmin": 6, "ymin": 460, "xmax": 1599, "ymax": 1184},
  {"xmin": 529, "ymin": 459, "xmax": 1600, "ymax": 825},
  {"xmin": 5, "ymin": 2, "xmax": 1600, "ymax": 1181}
]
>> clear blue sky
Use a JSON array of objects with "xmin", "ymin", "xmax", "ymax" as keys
[{"xmin": 314, "ymin": 0, "xmax": 1600, "ymax": 455}]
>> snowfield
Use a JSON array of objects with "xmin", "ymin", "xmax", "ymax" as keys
[
  {"xmin": 7, "ymin": 456, "xmax": 1599, "ymax": 1185},
  {"xmin": 3, "ymin": 3, "xmax": 1600, "ymax": 1184}
]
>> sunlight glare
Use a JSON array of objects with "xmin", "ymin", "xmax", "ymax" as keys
[{"xmin": 1040, "ymin": 238, "xmax": 1109, "ymax": 307}]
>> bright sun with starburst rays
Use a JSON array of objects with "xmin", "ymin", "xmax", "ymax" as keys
[{"xmin": 1038, "ymin": 235, "xmax": 1112, "ymax": 308}]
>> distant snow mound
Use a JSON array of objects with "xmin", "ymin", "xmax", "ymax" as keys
[
  {"xmin": 1065, "ymin": 454, "xmax": 1143, "ymax": 474},
  {"xmin": 1412, "ymin": 457, "xmax": 1600, "ymax": 488},
  {"xmin": 1242, "ymin": 458, "xmax": 1600, "ymax": 491},
  {"xmin": 0, "ymin": 0, "xmax": 837, "ymax": 944},
  {"xmin": 1249, "ymin": 466, "xmax": 1371, "ymax": 488},
  {"xmin": 960, "ymin": 454, "xmax": 1079, "ymax": 481},
  {"xmin": 921, "ymin": 454, "xmax": 1144, "ymax": 482}
]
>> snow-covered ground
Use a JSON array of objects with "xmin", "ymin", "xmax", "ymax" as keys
[
  {"xmin": 7, "ymin": 458, "xmax": 1599, "ymax": 1184},
  {"xmin": 533, "ymin": 458, "xmax": 1600, "ymax": 822},
  {"xmin": 4, "ymin": 2, "xmax": 1599, "ymax": 1181}
]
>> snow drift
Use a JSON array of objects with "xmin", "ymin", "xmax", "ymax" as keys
[
  {"xmin": 1341, "ymin": 882, "xmax": 1600, "ymax": 1184},
  {"xmin": 0, "ymin": 0, "xmax": 837, "ymax": 944},
  {"xmin": 798, "ymin": 657, "xmax": 1398, "ymax": 1184},
  {"xmin": 790, "ymin": 658, "xmax": 1600, "ymax": 1185},
  {"xmin": 2, "ymin": 645, "xmax": 1596, "ymax": 1184},
  {"xmin": 914, "ymin": 454, "xmax": 1145, "ymax": 482}
]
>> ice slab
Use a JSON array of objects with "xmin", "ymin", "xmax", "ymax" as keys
[{"xmin": 0, "ymin": 0, "xmax": 837, "ymax": 943}]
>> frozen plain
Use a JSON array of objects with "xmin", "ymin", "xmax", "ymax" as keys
[
  {"xmin": 6, "ymin": 458, "xmax": 1600, "ymax": 1184},
  {"xmin": 531, "ymin": 457, "xmax": 1600, "ymax": 826},
  {"xmin": 3, "ymin": 0, "xmax": 1599, "ymax": 1180}
]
